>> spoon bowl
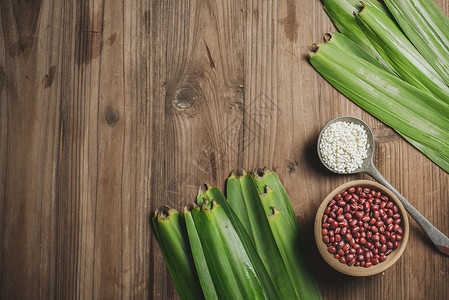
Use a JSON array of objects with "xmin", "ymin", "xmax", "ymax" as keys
[{"xmin": 317, "ymin": 116, "xmax": 375, "ymax": 175}]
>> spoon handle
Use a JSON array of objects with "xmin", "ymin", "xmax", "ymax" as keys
[{"xmin": 365, "ymin": 164, "xmax": 449, "ymax": 256}]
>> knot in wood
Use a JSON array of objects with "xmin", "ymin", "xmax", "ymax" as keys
[
  {"xmin": 105, "ymin": 109, "xmax": 119, "ymax": 126},
  {"xmin": 173, "ymin": 88, "xmax": 196, "ymax": 109}
]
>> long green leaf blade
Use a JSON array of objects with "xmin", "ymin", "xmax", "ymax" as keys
[
  {"xmin": 268, "ymin": 207, "xmax": 322, "ymax": 300},
  {"xmin": 226, "ymin": 174, "xmax": 252, "ymax": 235},
  {"xmin": 384, "ymin": 0, "xmax": 449, "ymax": 85},
  {"xmin": 356, "ymin": 3, "xmax": 449, "ymax": 103},
  {"xmin": 152, "ymin": 207, "xmax": 204, "ymax": 300},
  {"xmin": 193, "ymin": 200, "xmax": 268, "ymax": 299},
  {"xmin": 238, "ymin": 173, "xmax": 298, "ymax": 299},
  {"xmin": 201, "ymin": 186, "xmax": 279, "ymax": 299},
  {"xmin": 322, "ymin": 0, "xmax": 396, "ymax": 72},
  {"xmin": 184, "ymin": 206, "xmax": 218, "ymax": 300}
]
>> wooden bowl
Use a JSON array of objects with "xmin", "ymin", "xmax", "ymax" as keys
[{"xmin": 314, "ymin": 180, "xmax": 409, "ymax": 276}]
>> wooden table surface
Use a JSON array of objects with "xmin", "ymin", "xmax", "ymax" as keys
[{"xmin": 1, "ymin": 0, "xmax": 449, "ymax": 299}]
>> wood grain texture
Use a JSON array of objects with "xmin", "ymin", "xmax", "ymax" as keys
[{"xmin": 1, "ymin": 0, "xmax": 448, "ymax": 299}]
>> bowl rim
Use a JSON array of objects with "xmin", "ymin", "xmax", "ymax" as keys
[{"xmin": 314, "ymin": 179, "xmax": 409, "ymax": 276}]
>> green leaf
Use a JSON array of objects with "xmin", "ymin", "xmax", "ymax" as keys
[{"xmin": 152, "ymin": 207, "xmax": 204, "ymax": 300}]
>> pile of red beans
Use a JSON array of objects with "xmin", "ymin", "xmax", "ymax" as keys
[{"xmin": 321, "ymin": 186, "xmax": 403, "ymax": 268}]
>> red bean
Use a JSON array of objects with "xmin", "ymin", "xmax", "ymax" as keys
[
  {"xmin": 323, "ymin": 236, "xmax": 330, "ymax": 243},
  {"xmin": 371, "ymin": 258, "xmax": 379, "ymax": 265},
  {"xmin": 345, "ymin": 204, "xmax": 351, "ymax": 213},
  {"xmin": 392, "ymin": 205, "xmax": 399, "ymax": 214},
  {"xmin": 372, "ymin": 204, "xmax": 379, "ymax": 211},
  {"xmin": 371, "ymin": 226, "xmax": 379, "ymax": 233},
  {"xmin": 347, "ymin": 259, "xmax": 356, "ymax": 266},
  {"xmin": 386, "ymin": 218, "xmax": 393, "ymax": 225},
  {"xmin": 357, "ymin": 254, "xmax": 364, "ymax": 261},
  {"xmin": 379, "ymin": 227, "xmax": 385, "ymax": 234},
  {"xmin": 390, "ymin": 234, "xmax": 396, "ymax": 242},
  {"xmin": 387, "ymin": 224, "xmax": 394, "ymax": 231},
  {"xmin": 322, "ymin": 228, "xmax": 328, "ymax": 236},
  {"xmin": 355, "ymin": 212, "xmax": 364, "ymax": 219},
  {"xmin": 362, "ymin": 216, "xmax": 370, "ymax": 222},
  {"xmin": 332, "ymin": 205, "xmax": 339, "ymax": 213},
  {"xmin": 385, "ymin": 249, "xmax": 393, "ymax": 256},
  {"xmin": 360, "ymin": 192, "xmax": 367, "ymax": 198},
  {"xmin": 336, "ymin": 215, "xmax": 345, "ymax": 222},
  {"xmin": 379, "ymin": 254, "xmax": 387, "ymax": 262},
  {"xmin": 325, "ymin": 206, "xmax": 331, "ymax": 215},
  {"xmin": 343, "ymin": 243, "xmax": 350, "ymax": 251},
  {"xmin": 363, "ymin": 188, "xmax": 371, "ymax": 194},
  {"xmin": 374, "ymin": 241, "xmax": 382, "ymax": 249},
  {"xmin": 354, "ymin": 261, "xmax": 360, "ymax": 267},
  {"xmin": 349, "ymin": 219, "xmax": 358, "ymax": 227},
  {"xmin": 349, "ymin": 248, "xmax": 356, "ymax": 254},
  {"xmin": 330, "ymin": 212, "xmax": 337, "ymax": 219},
  {"xmin": 352, "ymin": 194, "xmax": 359, "ymax": 201},
  {"xmin": 341, "ymin": 227, "xmax": 348, "ymax": 235},
  {"xmin": 367, "ymin": 231, "xmax": 372, "ymax": 239},
  {"xmin": 338, "ymin": 249, "xmax": 345, "ymax": 256},
  {"xmin": 360, "ymin": 237, "xmax": 366, "ymax": 244},
  {"xmin": 334, "ymin": 254, "xmax": 340, "ymax": 259},
  {"xmin": 331, "ymin": 221, "xmax": 339, "ymax": 229},
  {"xmin": 365, "ymin": 262, "xmax": 373, "ymax": 268},
  {"xmin": 393, "ymin": 241, "xmax": 399, "ymax": 248},
  {"xmin": 328, "ymin": 230, "xmax": 335, "ymax": 237},
  {"xmin": 373, "ymin": 211, "xmax": 380, "ymax": 219},
  {"xmin": 350, "ymin": 238, "xmax": 356, "ymax": 246},
  {"xmin": 353, "ymin": 232, "xmax": 361, "ymax": 239},
  {"xmin": 353, "ymin": 243, "xmax": 361, "ymax": 250},
  {"xmin": 330, "ymin": 237, "xmax": 335, "ymax": 243},
  {"xmin": 339, "ymin": 256, "xmax": 347, "ymax": 263},
  {"xmin": 387, "ymin": 242, "xmax": 393, "ymax": 249},
  {"xmin": 386, "ymin": 201, "xmax": 394, "ymax": 209},
  {"xmin": 356, "ymin": 187, "xmax": 362, "ymax": 194},
  {"xmin": 337, "ymin": 241, "xmax": 345, "ymax": 249},
  {"xmin": 342, "ymin": 191, "xmax": 348, "ymax": 197},
  {"xmin": 380, "ymin": 235, "xmax": 386, "ymax": 244},
  {"xmin": 387, "ymin": 209, "xmax": 394, "ymax": 217},
  {"xmin": 379, "ymin": 201, "xmax": 386, "ymax": 209},
  {"xmin": 322, "ymin": 223, "xmax": 330, "ymax": 229},
  {"xmin": 371, "ymin": 190, "xmax": 376, "ymax": 197},
  {"xmin": 394, "ymin": 218, "xmax": 401, "ymax": 225},
  {"xmin": 335, "ymin": 234, "xmax": 342, "ymax": 242},
  {"xmin": 337, "ymin": 207, "xmax": 344, "ymax": 215},
  {"xmin": 352, "ymin": 226, "xmax": 360, "ymax": 233},
  {"xmin": 328, "ymin": 246, "xmax": 336, "ymax": 253},
  {"xmin": 363, "ymin": 202, "xmax": 370, "ymax": 211},
  {"xmin": 338, "ymin": 200, "xmax": 347, "ymax": 206},
  {"xmin": 396, "ymin": 235, "xmax": 402, "ymax": 241},
  {"xmin": 322, "ymin": 215, "xmax": 328, "ymax": 224},
  {"xmin": 371, "ymin": 234, "xmax": 380, "ymax": 242}
]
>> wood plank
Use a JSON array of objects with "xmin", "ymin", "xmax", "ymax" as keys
[{"xmin": 0, "ymin": 0, "xmax": 60, "ymax": 298}]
